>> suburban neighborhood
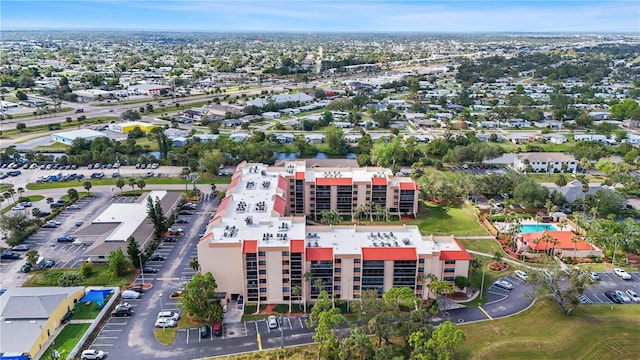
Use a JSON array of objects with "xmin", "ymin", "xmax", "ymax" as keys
[{"xmin": 1, "ymin": 5, "xmax": 640, "ymax": 360}]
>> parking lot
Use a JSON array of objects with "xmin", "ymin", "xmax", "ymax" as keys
[
  {"xmin": 581, "ymin": 271, "xmax": 640, "ymax": 304},
  {"xmin": 448, "ymin": 164, "xmax": 510, "ymax": 176}
]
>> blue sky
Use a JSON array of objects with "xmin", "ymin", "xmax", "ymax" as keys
[{"xmin": 1, "ymin": 1, "xmax": 638, "ymax": 32}]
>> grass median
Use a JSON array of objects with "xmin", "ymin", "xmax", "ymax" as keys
[
  {"xmin": 39, "ymin": 323, "xmax": 90, "ymax": 360},
  {"xmin": 457, "ymin": 299, "xmax": 640, "ymax": 359}
]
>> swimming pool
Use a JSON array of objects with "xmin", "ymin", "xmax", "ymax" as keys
[{"xmin": 519, "ymin": 224, "xmax": 558, "ymax": 234}]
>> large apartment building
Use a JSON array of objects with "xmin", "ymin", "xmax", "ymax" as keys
[{"xmin": 197, "ymin": 161, "xmax": 470, "ymax": 304}]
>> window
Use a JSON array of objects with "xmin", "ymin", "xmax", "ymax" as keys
[
  {"xmin": 334, "ymin": 277, "xmax": 341, "ymax": 282},
  {"xmin": 418, "ymin": 258, "xmax": 424, "ymax": 264},
  {"xmin": 259, "ymin": 260, "xmax": 266, "ymax": 266},
  {"xmin": 282, "ymin": 260, "xmax": 290, "ymax": 266},
  {"xmin": 259, "ymin": 270, "xmax": 266, "ymax": 275},
  {"xmin": 444, "ymin": 260, "xmax": 456, "ymax": 264},
  {"xmin": 418, "ymin": 267, "xmax": 424, "ymax": 273},
  {"xmin": 259, "ymin": 288, "xmax": 267, "ymax": 293},
  {"xmin": 444, "ymin": 268, "xmax": 455, "ymax": 273},
  {"xmin": 334, "ymin": 259, "xmax": 341, "ymax": 264},
  {"xmin": 258, "ymin": 251, "xmax": 266, "ymax": 257},
  {"xmin": 417, "ymin": 284, "xmax": 423, "ymax": 290},
  {"xmin": 282, "ymin": 251, "xmax": 290, "ymax": 256},
  {"xmin": 354, "ymin": 276, "xmax": 360, "ymax": 282},
  {"xmin": 354, "ymin": 285, "xmax": 360, "ymax": 291},
  {"xmin": 282, "ymin": 278, "xmax": 289, "ymax": 283},
  {"xmin": 335, "ymin": 268, "xmax": 341, "ymax": 273},
  {"xmin": 354, "ymin": 259, "xmax": 361, "ymax": 264},
  {"xmin": 334, "ymin": 285, "xmax": 341, "ymax": 291},
  {"xmin": 282, "ymin": 269, "xmax": 290, "ymax": 275},
  {"xmin": 259, "ymin": 279, "xmax": 266, "ymax": 284},
  {"xmin": 354, "ymin": 267, "xmax": 360, "ymax": 273},
  {"xmin": 283, "ymin": 287, "xmax": 290, "ymax": 292}
]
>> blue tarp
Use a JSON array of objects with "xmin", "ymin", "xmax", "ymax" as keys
[
  {"xmin": 80, "ymin": 289, "xmax": 112, "ymax": 306},
  {"xmin": 0, "ymin": 356, "xmax": 30, "ymax": 360}
]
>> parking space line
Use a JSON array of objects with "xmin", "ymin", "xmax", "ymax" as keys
[
  {"xmin": 257, "ymin": 333, "xmax": 262, "ymax": 351},
  {"xmin": 92, "ymin": 344, "xmax": 114, "ymax": 347},
  {"xmin": 299, "ymin": 317, "xmax": 304, "ymax": 328},
  {"xmin": 478, "ymin": 306, "xmax": 493, "ymax": 320}
]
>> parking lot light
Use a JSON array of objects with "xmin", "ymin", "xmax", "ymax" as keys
[{"xmin": 160, "ymin": 293, "xmax": 165, "ymax": 331}]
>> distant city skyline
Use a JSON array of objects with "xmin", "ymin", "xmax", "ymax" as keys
[{"xmin": 1, "ymin": 1, "xmax": 638, "ymax": 33}]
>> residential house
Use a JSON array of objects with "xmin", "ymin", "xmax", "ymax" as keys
[
  {"xmin": 516, "ymin": 231, "xmax": 602, "ymax": 259},
  {"xmin": 543, "ymin": 180, "xmax": 616, "ymax": 204},
  {"xmin": 224, "ymin": 119, "xmax": 242, "ymax": 127},
  {"xmin": 305, "ymin": 134, "xmax": 325, "ymax": 144},
  {"xmin": 542, "ymin": 134, "xmax": 568, "ymax": 144},
  {"xmin": 573, "ymin": 134, "xmax": 614, "ymax": 145},
  {"xmin": 262, "ymin": 111, "xmax": 281, "ymax": 119},
  {"xmin": 508, "ymin": 134, "xmax": 534, "ymax": 144},
  {"xmin": 275, "ymin": 133, "xmax": 295, "ymax": 143},
  {"xmin": 229, "ymin": 133, "xmax": 250, "ymax": 142},
  {"xmin": 513, "ymin": 152, "xmax": 577, "ymax": 173}
]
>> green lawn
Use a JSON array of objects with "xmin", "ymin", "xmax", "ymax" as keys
[
  {"xmin": 72, "ymin": 294, "xmax": 112, "ymax": 319},
  {"xmin": 403, "ymin": 203, "xmax": 488, "ymax": 236},
  {"xmin": 23, "ymin": 265, "xmax": 135, "ymax": 288},
  {"xmin": 40, "ymin": 324, "xmax": 90, "ymax": 360},
  {"xmin": 457, "ymin": 300, "xmax": 640, "ymax": 360},
  {"xmin": 458, "ymin": 238, "xmax": 502, "ymax": 255},
  {"xmin": 25, "ymin": 176, "xmax": 229, "ymax": 191}
]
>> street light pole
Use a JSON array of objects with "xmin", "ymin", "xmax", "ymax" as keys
[
  {"xmin": 159, "ymin": 293, "xmax": 165, "ymax": 331},
  {"xmin": 480, "ymin": 264, "xmax": 486, "ymax": 302},
  {"xmin": 280, "ymin": 314, "xmax": 284, "ymax": 349},
  {"xmin": 138, "ymin": 253, "xmax": 145, "ymax": 285}
]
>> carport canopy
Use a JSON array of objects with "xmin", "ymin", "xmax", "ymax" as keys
[{"xmin": 80, "ymin": 289, "xmax": 113, "ymax": 306}]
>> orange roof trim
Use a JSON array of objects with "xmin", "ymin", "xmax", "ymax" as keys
[
  {"xmin": 290, "ymin": 239, "xmax": 305, "ymax": 253},
  {"xmin": 399, "ymin": 181, "xmax": 417, "ymax": 191},
  {"xmin": 306, "ymin": 248, "xmax": 334, "ymax": 261},
  {"xmin": 316, "ymin": 177, "xmax": 353, "ymax": 186},
  {"xmin": 362, "ymin": 247, "xmax": 417, "ymax": 261},
  {"xmin": 371, "ymin": 177, "xmax": 387, "ymax": 186},
  {"xmin": 242, "ymin": 240, "xmax": 258, "ymax": 254},
  {"xmin": 295, "ymin": 172, "xmax": 305, "ymax": 180}
]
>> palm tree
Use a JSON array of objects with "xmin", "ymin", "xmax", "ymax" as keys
[
  {"xmin": 303, "ymin": 271, "xmax": 312, "ymax": 313},
  {"xmin": 7, "ymin": 188, "xmax": 16, "ymax": 202},
  {"xmin": 137, "ymin": 179, "xmax": 146, "ymax": 191},
  {"xmin": 128, "ymin": 178, "xmax": 137, "ymax": 192},
  {"xmin": 16, "ymin": 187, "xmax": 25, "ymax": 199},
  {"xmin": 188, "ymin": 256, "xmax": 200, "ymax": 273},
  {"xmin": 571, "ymin": 235, "xmax": 581, "ymax": 258},
  {"xmin": 557, "ymin": 218, "xmax": 568, "ymax": 231},
  {"xmin": 488, "ymin": 198, "xmax": 496, "ymax": 219},
  {"xmin": 115, "ymin": 178, "xmax": 125, "ymax": 194},
  {"xmin": 46, "ymin": 197, "xmax": 54, "ymax": 206},
  {"xmin": 83, "ymin": 181, "xmax": 92, "ymax": 196},
  {"xmin": 540, "ymin": 233, "xmax": 554, "ymax": 253},
  {"xmin": 544, "ymin": 199, "xmax": 553, "ymax": 216},
  {"xmin": 25, "ymin": 249, "xmax": 39, "ymax": 267},
  {"xmin": 291, "ymin": 285, "xmax": 301, "ymax": 313},
  {"xmin": 534, "ymin": 215, "xmax": 542, "ymax": 232},
  {"xmin": 313, "ymin": 278, "xmax": 325, "ymax": 300}
]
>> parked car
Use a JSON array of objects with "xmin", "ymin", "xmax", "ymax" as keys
[
  {"xmin": 19, "ymin": 201, "xmax": 32, "ymax": 207},
  {"xmin": 157, "ymin": 311, "xmax": 180, "ymax": 321},
  {"xmin": 11, "ymin": 205, "xmax": 25, "ymax": 211},
  {"xmin": 12, "ymin": 244, "xmax": 30, "ymax": 251},
  {"xmin": 514, "ymin": 270, "xmax": 528, "ymax": 281},
  {"xmin": 199, "ymin": 324, "xmax": 211, "ymax": 338},
  {"xmin": 163, "ymin": 236, "xmax": 178, "ymax": 243},
  {"xmin": 179, "ymin": 210, "xmax": 195, "ymax": 215},
  {"xmin": 121, "ymin": 290, "xmax": 140, "ymax": 299},
  {"xmin": 50, "ymin": 203, "xmax": 64, "ymax": 209},
  {"xmin": 20, "ymin": 263, "xmax": 32, "ymax": 273},
  {"xmin": 75, "ymin": 221, "xmax": 85, "ymax": 226},
  {"xmin": 267, "ymin": 315, "xmax": 278, "ymax": 329},
  {"xmin": 590, "ymin": 272, "xmax": 600, "ymax": 281},
  {"xmin": 626, "ymin": 289, "xmax": 640, "ymax": 302},
  {"xmin": 615, "ymin": 290, "xmax": 632, "ymax": 303},
  {"xmin": 175, "ymin": 218, "xmax": 189, "ymax": 224},
  {"xmin": 155, "ymin": 318, "xmax": 177, "ymax": 328},
  {"xmin": 41, "ymin": 222, "xmax": 58, "ymax": 228},
  {"xmin": 112, "ymin": 303, "xmax": 132, "ymax": 317},
  {"xmin": 127, "ymin": 284, "xmax": 144, "ymax": 293},
  {"xmin": 81, "ymin": 349, "xmax": 105, "ymax": 360},
  {"xmin": 237, "ymin": 295, "xmax": 244, "ymax": 309},
  {"xmin": 168, "ymin": 227, "xmax": 184, "ymax": 233},
  {"xmin": 604, "ymin": 290, "xmax": 624, "ymax": 304},
  {"xmin": 1, "ymin": 252, "xmax": 21, "ymax": 260},
  {"xmin": 67, "ymin": 204, "xmax": 81, "ymax": 210},
  {"xmin": 493, "ymin": 280, "xmax": 513, "ymax": 290},
  {"xmin": 212, "ymin": 321, "xmax": 223, "ymax": 336},
  {"xmin": 57, "ymin": 235, "xmax": 76, "ymax": 243},
  {"xmin": 43, "ymin": 260, "xmax": 56, "ymax": 268},
  {"xmin": 148, "ymin": 254, "xmax": 165, "ymax": 261},
  {"xmin": 613, "ymin": 268, "xmax": 632, "ymax": 280},
  {"xmin": 142, "ymin": 266, "xmax": 158, "ymax": 274}
]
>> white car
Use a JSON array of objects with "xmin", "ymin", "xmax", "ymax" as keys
[
  {"xmin": 267, "ymin": 315, "xmax": 278, "ymax": 329},
  {"xmin": 613, "ymin": 268, "xmax": 632, "ymax": 280},
  {"xmin": 514, "ymin": 270, "xmax": 528, "ymax": 281},
  {"xmin": 11, "ymin": 205, "xmax": 25, "ymax": 211},
  {"xmin": 155, "ymin": 318, "xmax": 177, "ymax": 328},
  {"xmin": 626, "ymin": 289, "xmax": 640, "ymax": 302},
  {"xmin": 493, "ymin": 280, "xmax": 513, "ymax": 291},
  {"xmin": 615, "ymin": 290, "xmax": 632, "ymax": 303},
  {"xmin": 121, "ymin": 290, "xmax": 140, "ymax": 299},
  {"xmin": 157, "ymin": 311, "xmax": 180, "ymax": 321},
  {"xmin": 81, "ymin": 349, "xmax": 105, "ymax": 360}
]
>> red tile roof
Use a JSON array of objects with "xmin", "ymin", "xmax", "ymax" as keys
[
  {"xmin": 362, "ymin": 247, "xmax": 417, "ymax": 261},
  {"xmin": 521, "ymin": 231, "xmax": 593, "ymax": 251},
  {"xmin": 290, "ymin": 240, "xmax": 305, "ymax": 253},
  {"xmin": 273, "ymin": 195, "xmax": 286, "ymax": 216},
  {"xmin": 316, "ymin": 177, "xmax": 353, "ymax": 186},
  {"xmin": 242, "ymin": 240, "xmax": 257, "ymax": 254},
  {"xmin": 399, "ymin": 181, "xmax": 418, "ymax": 191},
  {"xmin": 371, "ymin": 177, "xmax": 387, "ymax": 186},
  {"xmin": 296, "ymin": 172, "xmax": 305, "ymax": 180},
  {"xmin": 439, "ymin": 238, "xmax": 472, "ymax": 261},
  {"xmin": 277, "ymin": 175, "xmax": 288, "ymax": 191},
  {"xmin": 216, "ymin": 195, "xmax": 232, "ymax": 215},
  {"xmin": 198, "ymin": 232, "xmax": 213, "ymax": 243},
  {"xmin": 306, "ymin": 248, "xmax": 334, "ymax": 261},
  {"xmin": 228, "ymin": 175, "xmax": 241, "ymax": 191}
]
